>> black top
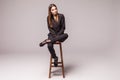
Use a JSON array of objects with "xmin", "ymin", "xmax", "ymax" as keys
[{"xmin": 47, "ymin": 13, "xmax": 65, "ymax": 36}]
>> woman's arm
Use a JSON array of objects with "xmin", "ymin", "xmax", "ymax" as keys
[
  {"xmin": 47, "ymin": 16, "xmax": 56, "ymax": 35},
  {"xmin": 57, "ymin": 14, "xmax": 65, "ymax": 35}
]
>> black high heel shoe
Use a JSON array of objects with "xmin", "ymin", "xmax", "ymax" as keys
[{"xmin": 39, "ymin": 39, "xmax": 48, "ymax": 47}]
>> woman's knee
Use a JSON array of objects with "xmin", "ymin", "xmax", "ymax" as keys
[
  {"xmin": 64, "ymin": 33, "xmax": 68, "ymax": 39},
  {"xmin": 60, "ymin": 33, "xmax": 68, "ymax": 42}
]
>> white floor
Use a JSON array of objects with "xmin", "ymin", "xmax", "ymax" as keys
[{"xmin": 0, "ymin": 50, "xmax": 120, "ymax": 80}]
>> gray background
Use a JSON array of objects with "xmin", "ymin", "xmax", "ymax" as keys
[{"xmin": 0, "ymin": 0, "xmax": 120, "ymax": 80}]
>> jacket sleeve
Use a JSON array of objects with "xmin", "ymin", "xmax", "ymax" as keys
[
  {"xmin": 47, "ymin": 16, "xmax": 56, "ymax": 35},
  {"xmin": 57, "ymin": 14, "xmax": 65, "ymax": 35}
]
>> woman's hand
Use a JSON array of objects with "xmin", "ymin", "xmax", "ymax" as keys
[{"xmin": 53, "ymin": 34, "xmax": 57, "ymax": 37}]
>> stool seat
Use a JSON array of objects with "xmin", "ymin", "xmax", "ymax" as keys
[{"xmin": 49, "ymin": 42, "xmax": 65, "ymax": 78}]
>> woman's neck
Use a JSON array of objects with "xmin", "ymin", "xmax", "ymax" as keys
[{"xmin": 53, "ymin": 14, "xmax": 58, "ymax": 22}]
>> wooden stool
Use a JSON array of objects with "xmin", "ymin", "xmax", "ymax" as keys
[{"xmin": 49, "ymin": 41, "xmax": 65, "ymax": 78}]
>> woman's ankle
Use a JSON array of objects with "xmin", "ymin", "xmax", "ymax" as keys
[{"xmin": 46, "ymin": 39, "xmax": 51, "ymax": 43}]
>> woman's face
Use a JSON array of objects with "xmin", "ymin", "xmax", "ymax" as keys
[{"xmin": 51, "ymin": 6, "xmax": 58, "ymax": 16}]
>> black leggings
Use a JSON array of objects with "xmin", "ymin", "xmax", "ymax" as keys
[{"xmin": 47, "ymin": 33, "xmax": 68, "ymax": 58}]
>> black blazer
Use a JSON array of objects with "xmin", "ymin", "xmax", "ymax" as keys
[{"xmin": 47, "ymin": 13, "xmax": 65, "ymax": 36}]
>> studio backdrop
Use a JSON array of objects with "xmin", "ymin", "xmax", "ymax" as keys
[{"xmin": 0, "ymin": 0, "xmax": 120, "ymax": 55}]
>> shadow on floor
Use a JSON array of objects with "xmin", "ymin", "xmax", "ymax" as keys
[
  {"xmin": 64, "ymin": 63, "xmax": 77, "ymax": 75},
  {"xmin": 51, "ymin": 63, "xmax": 78, "ymax": 77}
]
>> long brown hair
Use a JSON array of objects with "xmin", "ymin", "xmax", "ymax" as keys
[{"xmin": 48, "ymin": 4, "xmax": 58, "ymax": 27}]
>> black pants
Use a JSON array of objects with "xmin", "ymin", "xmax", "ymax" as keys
[{"xmin": 47, "ymin": 33, "xmax": 68, "ymax": 58}]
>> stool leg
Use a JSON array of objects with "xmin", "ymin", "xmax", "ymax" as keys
[
  {"xmin": 48, "ymin": 42, "xmax": 65, "ymax": 78},
  {"xmin": 49, "ymin": 56, "xmax": 52, "ymax": 78},
  {"xmin": 59, "ymin": 43, "xmax": 65, "ymax": 78}
]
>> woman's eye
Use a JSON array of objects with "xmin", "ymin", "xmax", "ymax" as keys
[{"xmin": 51, "ymin": 7, "xmax": 57, "ymax": 11}]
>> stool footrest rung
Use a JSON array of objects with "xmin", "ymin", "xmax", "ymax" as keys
[
  {"xmin": 51, "ymin": 65, "xmax": 63, "ymax": 67},
  {"xmin": 51, "ymin": 62, "xmax": 62, "ymax": 64}
]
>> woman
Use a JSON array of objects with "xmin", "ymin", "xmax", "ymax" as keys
[{"xmin": 39, "ymin": 4, "xmax": 68, "ymax": 67}]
